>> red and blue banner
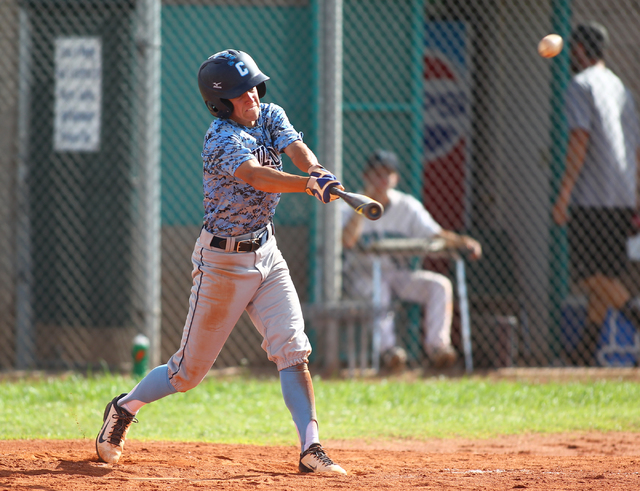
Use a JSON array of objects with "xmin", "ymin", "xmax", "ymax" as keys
[{"xmin": 422, "ymin": 22, "xmax": 472, "ymax": 232}]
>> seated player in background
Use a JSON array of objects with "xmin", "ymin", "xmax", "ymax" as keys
[{"xmin": 342, "ymin": 149, "xmax": 481, "ymax": 371}]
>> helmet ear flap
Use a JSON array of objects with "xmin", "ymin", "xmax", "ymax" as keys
[
  {"xmin": 206, "ymin": 99, "xmax": 234, "ymax": 119},
  {"xmin": 256, "ymin": 82, "xmax": 267, "ymax": 98},
  {"xmin": 219, "ymin": 99, "xmax": 234, "ymax": 118},
  {"xmin": 206, "ymin": 101, "xmax": 217, "ymax": 114}
]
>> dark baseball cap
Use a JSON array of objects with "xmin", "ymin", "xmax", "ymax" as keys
[
  {"xmin": 571, "ymin": 22, "xmax": 609, "ymax": 59},
  {"xmin": 365, "ymin": 149, "xmax": 399, "ymax": 172}
]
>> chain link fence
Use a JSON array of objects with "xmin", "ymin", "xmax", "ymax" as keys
[{"xmin": 2, "ymin": 0, "xmax": 640, "ymax": 375}]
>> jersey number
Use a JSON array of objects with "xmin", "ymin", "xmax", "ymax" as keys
[{"xmin": 236, "ymin": 62, "xmax": 249, "ymax": 77}]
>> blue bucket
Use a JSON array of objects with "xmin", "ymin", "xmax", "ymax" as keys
[{"xmin": 597, "ymin": 310, "xmax": 638, "ymax": 367}]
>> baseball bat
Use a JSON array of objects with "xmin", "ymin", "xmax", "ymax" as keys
[{"xmin": 330, "ymin": 187, "xmax": 384, "ymax": 220}]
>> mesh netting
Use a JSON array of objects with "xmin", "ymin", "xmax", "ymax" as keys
[{"xmin": 2, "ymin": 0, "xmax": 640, "ymax": 373}]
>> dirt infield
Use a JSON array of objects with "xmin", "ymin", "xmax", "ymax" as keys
[{"xmin": 1, "ymin": 433, "xmax": 639, "ymax": 490}]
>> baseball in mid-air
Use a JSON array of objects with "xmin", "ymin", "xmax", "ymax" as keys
[{"xmin": 538, "ymin": 34, "xmax": 563, "ymax": 58}]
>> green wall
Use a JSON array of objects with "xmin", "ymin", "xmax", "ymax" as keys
[{"xmin": 161, "ymin": 5, "xmax": 315, "ymax": 227}]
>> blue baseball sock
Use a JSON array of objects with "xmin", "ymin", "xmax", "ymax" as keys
[
  {"xmin": 280, "ymin": 363, "xmax": 319, "ymax": 452},
  {"xmin": 118, "ymin": 364, "xmax": 177, "ymax": 414}
]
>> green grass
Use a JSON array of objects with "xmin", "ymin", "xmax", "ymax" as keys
[{"xmin": 1, "ymin": 373, "xmax": 639, "ymax": 445}]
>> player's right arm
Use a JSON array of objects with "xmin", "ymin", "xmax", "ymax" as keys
[
  {"xmin": 552, "ymin": 128, "xmax": 590, "ymax": 225},
  {"xmin": 234, "ymin": 157, "xmax": 343, "ymax": 203},
  {"xmin": 234, "ymin": 157, "xmax": 308, "ymax": 193},
  {"xmin": 342, "ymin": 210, "xmax": 364, "ymax": 249}
]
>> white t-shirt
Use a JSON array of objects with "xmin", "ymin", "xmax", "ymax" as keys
[
  {"xmin": 342, "ymin": 188, "xmax": 442, "ymax": 280},
  {"xmin": 565, "ymin": 65, "xmax": 640, "ymax": 208}
]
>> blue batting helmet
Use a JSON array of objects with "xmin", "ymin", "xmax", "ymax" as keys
[{"xmin": 197, "ymin": 49, "xmax": 270, "ymax": 119}]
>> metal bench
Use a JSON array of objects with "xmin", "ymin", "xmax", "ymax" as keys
[{"xmin": 302, "ymin": 300, "xmax": 389, "ymax": 377}]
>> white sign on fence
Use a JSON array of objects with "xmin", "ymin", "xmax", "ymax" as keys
[{"xmin": 54, "ymin": 37, "xmax": 102, "ymax": 152}]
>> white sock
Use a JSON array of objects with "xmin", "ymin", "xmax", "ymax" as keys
[
  {"xmin": 303, "ymin": 420, "xmax": 320, "ymax": 452},
  {"xmin": 119, "ymin": 399, "xmax": 145, "ymax": 415}
]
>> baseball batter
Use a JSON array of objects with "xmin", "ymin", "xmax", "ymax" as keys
[{"xmin": 96, "ymin": 49, "xmax": 346, "ymax": 475}]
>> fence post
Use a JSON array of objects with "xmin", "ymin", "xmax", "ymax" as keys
[
  {"xmin": 134, "ymin": 0, "xmax": 162, "ymax": 368},
  {"xmin": 548, "ymin": 0, "xmax": 572, "ymax": 361},
  {"xmin": 318, "ymin": 0, "xmax": 343, "ymax": 375},
  {"xmin": 15, "ymin": 7, "xmax": 35, "ymax": 369}
]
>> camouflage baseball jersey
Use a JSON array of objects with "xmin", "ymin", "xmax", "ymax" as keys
[{"xmin": 201, "ymin": 103, "xmax": 301, "ymax": 236}]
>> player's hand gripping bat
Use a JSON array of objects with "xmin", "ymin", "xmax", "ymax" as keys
[{"xmin": 330, "ymin": 187, "xmax": 384, "ymax": 220}]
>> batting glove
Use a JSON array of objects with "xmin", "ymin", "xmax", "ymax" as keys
[
  {"xmin": 307, "ymin": 164, "xmax": 325, "ymax": 175},
  {"xmin": 306, "ymin": 168, "xmax": 341, "ymax": 203}
]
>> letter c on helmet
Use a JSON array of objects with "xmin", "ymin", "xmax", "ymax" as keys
[{"xmin": 236, "ymin": 62, "xmax": 249, "ymax": 77}]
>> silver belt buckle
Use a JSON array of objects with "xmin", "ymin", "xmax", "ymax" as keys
[
  {"xmin": 234, "ymin": 240, "xmax": 248, "ymax": 252},
  {"xmin": 233, "ymin": 225, "xmax": 269, "ymax": 252},
  {"xmin": 250, "ymin": 236, "xmax": 262, "ymax": 251}
]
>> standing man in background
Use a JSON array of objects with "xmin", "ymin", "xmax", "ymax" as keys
[
  {"xmin": 552, "ymin": 22, "xmax": 640, "ymax": 365},
  {"xmin": 95, "ymin": 49, "xmax": 347, "ymax": 475},
  {"xmin": 342, "ymin": 150, "xmax": 481, "ymax": 370}
]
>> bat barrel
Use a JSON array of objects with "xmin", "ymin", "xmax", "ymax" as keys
[
  {"xmin": 363, "ymin": 202, "xmax": 382, "ymax": 220},
  {"xmin": 330, "ymin": 187, "xmax": 384, "ymax": 221}
]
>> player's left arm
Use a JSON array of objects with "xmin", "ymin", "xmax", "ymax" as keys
[
  {"xmin": 436, "ymin": 229, "xmax": 482, "ymax": 261},
  {"xmin": 283, "ymin": 140, "xmax": 344, "ymax": 202},
  {"xmin": 284, "ymin": 140, "xmax": 321, "ymax": 173},
  {"xmin": 636, "ymin": 146, "xmax": 640, "ymax": 211}
]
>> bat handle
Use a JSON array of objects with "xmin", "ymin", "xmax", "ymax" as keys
[{"xmin": 329, "ymin": 187, "xmax": 345, "ymax": 198}]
